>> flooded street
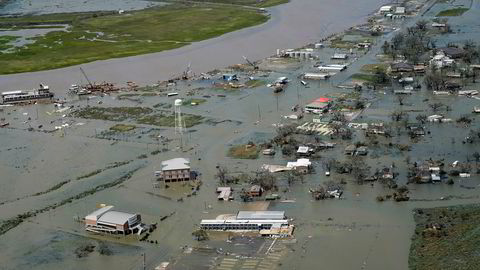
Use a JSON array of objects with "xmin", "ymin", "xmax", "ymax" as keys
[{"xmin": 1, "ymin": 0, "xmax": 480, "ymax": 269}]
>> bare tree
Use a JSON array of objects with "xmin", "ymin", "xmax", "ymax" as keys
[
  {"xmin": 215, "ymin": 165, "xmax": 229, "ymax": 186},
  {"xmin": 429, "ymin": 102, "xmax": 445, "ymax": 112}
]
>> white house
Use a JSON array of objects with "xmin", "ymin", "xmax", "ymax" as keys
[{"xmin": 429, "ymin": 52, "xmax": 454, "ymax": 68}]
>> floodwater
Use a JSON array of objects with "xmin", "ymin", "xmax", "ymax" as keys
[
  {"xmin": 0, "ymin": 0, "xmax": 390, "ymax": 92},
  {"xmin": 1, "ymin": 0, "xmax": 480, "ymax": 269},
  {"xmin": 0, "ymin": 0, "xmax": 161, "ymax": 15}
]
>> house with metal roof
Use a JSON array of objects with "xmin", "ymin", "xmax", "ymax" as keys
[{"xmin": 155, "ymin": 158, "xmax": 192, "ymax": 183}]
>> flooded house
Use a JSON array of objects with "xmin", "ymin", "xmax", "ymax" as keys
[
  {"xmin": 430, "ymin": 52, "xmax": 454, "ymax": 68},
  {"xmin": 155, "ymin": 158, "xmax": 193, "ymax": 183},
  {"xmin": 303, "ymin": 73, "xmax": 330, "ymax": 80},
  {"xmin": 305, "ymin": 97, "xmax": 331, "ymax": 113},
  {"xmin": 438, "ymin": 47, "xmax": 465, "ymax": 59},
  {"xmin": 317, "ymin": 64, "xmax": 347, "ymax": 72},
  {"xmin": 84, "ymin": 205, "xmax": 145, "ymax": 235},
  {"xmin": 344, "ymin": 145, "xmax": 356, "ymax": 155},
  {"xmin": 246, "ymin": 185, "xmax": 263, "ymax": 197},
  {"xmin": 296, "ymin": 146, "xmax": 313, "ymax": 157},
  {"xmin": 286, "ymin": 158, "xmax": 312, "ymax": 174},
  {"xmin": 331, "ymin": 53, "xmax": 348, "ymax": 60},
  {"xmin": 217, "ymin": 187, "xmax": 233, "ymax": 201},
  {"xmin": 390, "ymin": 62, "xmax": 413, "ymax": 73}
]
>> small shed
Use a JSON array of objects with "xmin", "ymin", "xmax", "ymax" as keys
[
  {"xmin": 345, "ymin": 145, "xmax": 356, "ymax": 155},
  {"xmin": 356, "ymin": 146, "xmax": 368, "ymax": 156}
]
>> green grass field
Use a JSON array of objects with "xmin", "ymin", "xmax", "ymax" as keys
[
  {"xmin": 409, "ymin": 204, "xmax": 480, "ymax": 269},
  {"xmin": 437, "ymin": 7, "xmax": 469, "ymax": 16},
  {"xmin": 0, "ymin": 4, "xmax": 270, "ymax": 74}
]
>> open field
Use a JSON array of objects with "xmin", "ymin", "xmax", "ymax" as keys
[
  {"xmin": 0, "ymin": 4, "xmax": 269, "ymax": 74},
  {"xmin": 409, "ymin": 204, "xmax": 480, "ymax": 270},
  {"xmin": 436, "ymin": 7, "xmax": 469, "ymax": 16},
  {"xmin": 227, "ymin": 144, "xmax": 260, "ymax": 159},
  {"xmin": 71, "ymin": 106, "xmax": 204, "ymax": 127}
]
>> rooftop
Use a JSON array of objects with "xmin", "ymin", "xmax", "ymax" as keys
[
  {"xmin": 98, "ymin": 211, "xmax": 137, "ymax": 225},
  {"xmin": 161, "ymin": 158, "xmax": 190, "ymax": 171},
  {"xmin": 85, "ymin": 205, "xmax": 114, "ymax": 221},
  {"xmin": 236, "ymin": 211, "xmax": 285, "ymax": 220}
]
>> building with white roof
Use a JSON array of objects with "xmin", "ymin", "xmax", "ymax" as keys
[
  {"xmin": 155, "ymin": 158, "xmax": 192, "ymax": 183},
  {"xmin": 379, "ymin": 5, "xmax": 393, "ymax": 13},
  {"xmin": 85, "ymin": 205, "xmax": 144, "ymax": 235},
  {"xmin": 200, "ymin": 211, "xmax": 293, "ymax": 237}
]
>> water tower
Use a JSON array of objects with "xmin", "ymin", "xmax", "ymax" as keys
[{"xmin": 174, "ymin": 98, "xmax": 186, "ymax": 135}]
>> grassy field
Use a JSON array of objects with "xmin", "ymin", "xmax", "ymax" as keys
[
  {"xmin": 436, "ymin": 7, "xmax": 469, "ymax": 16},
  {"xmin": 360, "ymin": 63, "xmax": 387, "ymax": 73},
  {"xmin": 350, "ymin": 73, "xmax": 378, "ymax": 83},
  {"xmin": 245, "ymin": 79, "xmax": 266, "ymax": 88},
  {"xmin": 71, "ymin": 106, "xmax": 204, "ymax": 127},
  {"xmin": 409, "ymin": 204, "xmax": 480, "ymax": 270},
  {"xmin": 228, "ymin": 144, "xmax": 260, "ymax": 159},
  {"xmin": 110, "ymin": 124, "xmax": 136, "ymax": 132},
  {"xmin": 0, "ymin": 4, "xmax": 269, "ymax": 74},
  {"xmin": 0, "ymin": 35, "xmax": 18, "ymax": 51},
  {"xmin": 138, "ymin": 114, "xmax": 204, "ymax": 128},
  {"xmin": 182, "ymin": 98, "xmax": 207, "ymax": 106}
]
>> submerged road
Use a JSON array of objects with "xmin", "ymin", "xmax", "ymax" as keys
[{"xmin": 0, "ymin": 0, "xmax": 389, "ymax": 91}]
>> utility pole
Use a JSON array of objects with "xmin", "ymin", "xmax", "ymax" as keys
[
  {"xmin": 258, "ymin": 104, "xmax": 261, "ymax": 121},
  {"xmin": 276, "ymin": 95, "xmax": 279, "ymax": 112}
]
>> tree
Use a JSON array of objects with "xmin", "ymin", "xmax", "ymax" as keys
[
  {"xmin": 463, "ymin": 40, "xmax": 478, "ymax": 64},
  {"xmin": 253, "ymin": 171, "xmax": 277, "ymax": 191},
  {"xmin": 416, "ymin": 114, "xmax": 427, "ymax": 124},
  {"xmin": 374, "ymin": 67, "xmax": 388, "ymax": 85},
  {"xmin": 391, "ymin": 111, "xmax": 407, "ymax": 122},
  {"xmin": 348, "ymin": 157, "xmax": 370, "ymax": 184},
  {"xmin": 382, "ymin": 41, "xmax": 391, "ymax": 55},
  {"xmin": 424, "ymin": 68, "xmax": 446, "ymax": 91},
  {"xmin": 397, "ymin": 95, "xmax": 405, "ymax": 106},
  {"xmin": 392, "ymin": 32, "xmax": 404, "ymax": 50},
  {"xmin": 473, "ymin": 152, "xmax": 480, "ymax": 163},
  {"xmin": 429, "ymin": 102, "xmax": 444, "ymax": 112},
  {"xmin": 332, "ymin": 111, "xmax": 347, "ymax": 124},
  {"xmin": 215, "ymin": 165, "xmax": 229, "ymax": 185},
  {"xmin": 416, "ymin": 20, "xmax": 428, "ymax": 31}
]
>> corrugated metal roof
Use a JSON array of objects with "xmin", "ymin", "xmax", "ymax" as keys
[
  {"xmin": 236, "ymin": 211, "xmax": 285, "ymax": 220},
  {"xmin": 161, "ymin": 158, "xmax": 190, "ymax": 171},
  {"xmin": 85, "ymin": 205, "xmax": 114, "ymax": 221},
  {"xmin": 98, "ymin": 211, "xmax": 136, "ymax": 225}
]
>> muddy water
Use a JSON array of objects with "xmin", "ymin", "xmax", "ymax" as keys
[
  {"xmin": 1, "ymin": 0, "xmax": 480, "ymax": 270},
  {"xmin": 0, "ymin": 0, "xmax": 389, "ymax": 92}
]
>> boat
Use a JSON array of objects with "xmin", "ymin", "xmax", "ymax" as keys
[{"xmin": 1, "ymin": 84, "xmax": 54, "ymax": 104}]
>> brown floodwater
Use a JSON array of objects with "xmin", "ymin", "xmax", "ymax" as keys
[{"xmin": 1, "ymin": 0, "xmax": 480, "ymax": 269}]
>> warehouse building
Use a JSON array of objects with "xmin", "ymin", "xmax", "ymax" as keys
[{"xmin": 85, "ymin": 205, "xmax": 145, "ymax": 235}]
